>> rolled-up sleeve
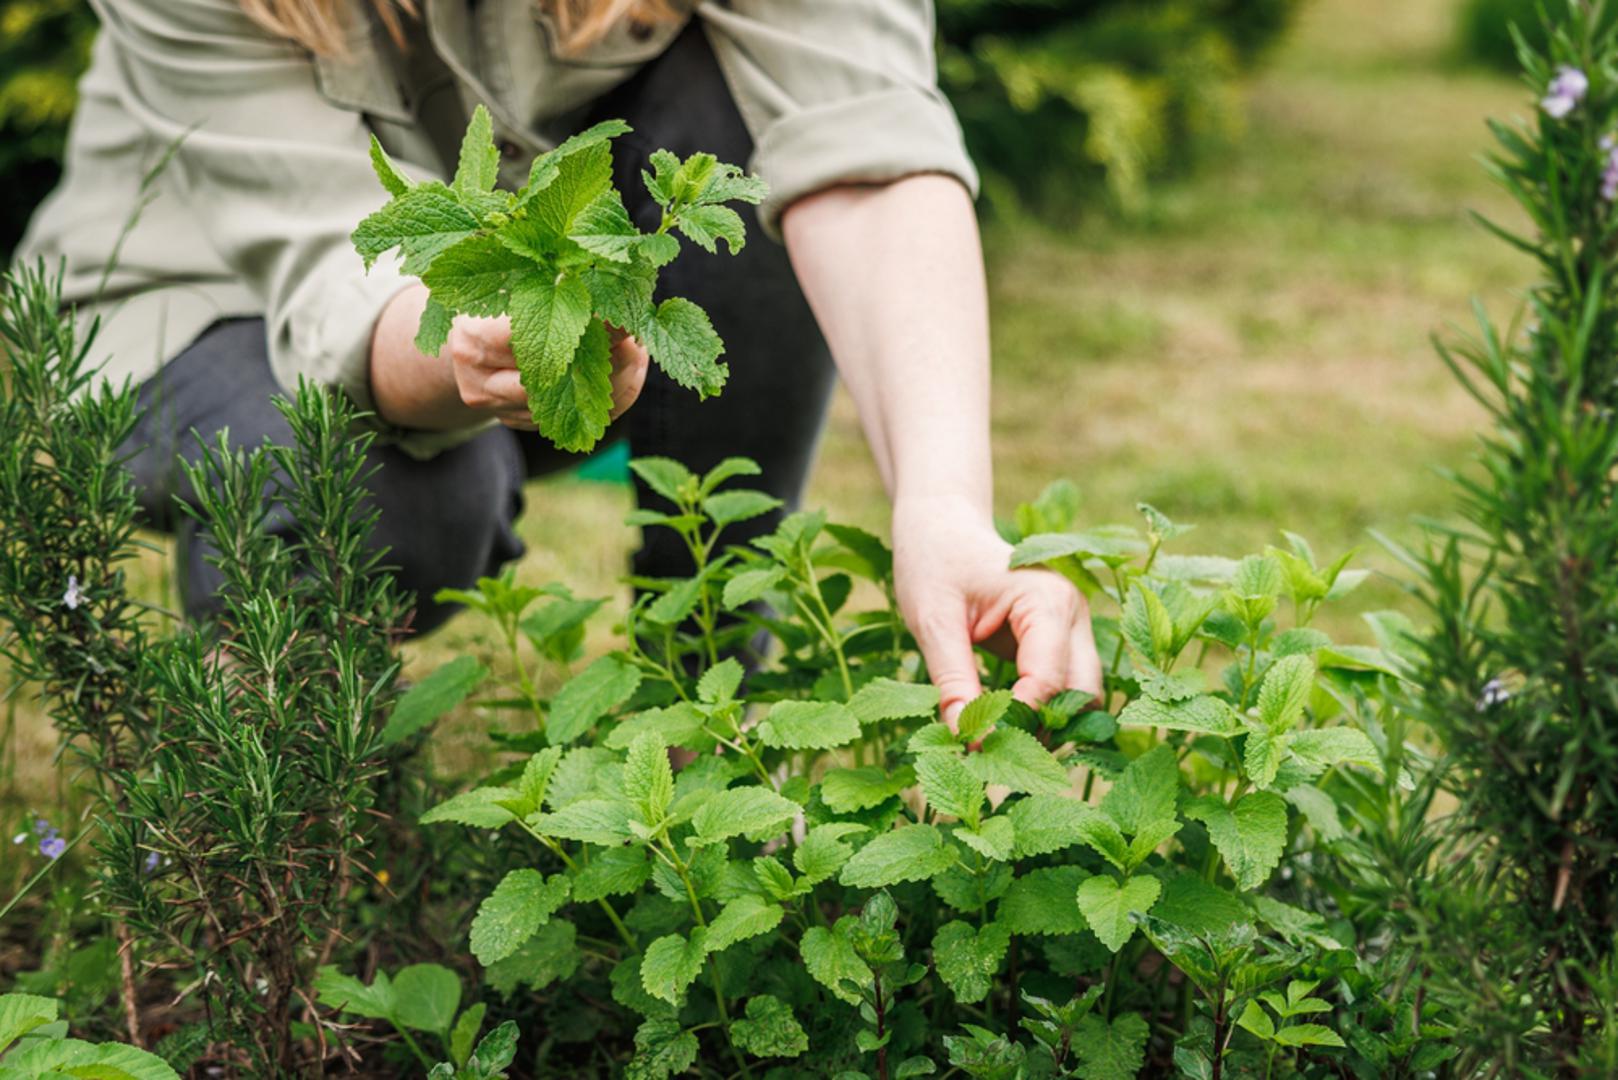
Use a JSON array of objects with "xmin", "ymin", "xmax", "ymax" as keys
[
  {"xmin": 85, "ymin": 0, "xmax": 478, "ymax": 455},
  {"xmin": 698, "ymin": 0, "xmax": 979, "ymax": 237}
]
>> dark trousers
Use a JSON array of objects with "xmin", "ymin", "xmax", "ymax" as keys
[{"xmin": 125, "ymin": 26, "xmax": 835, "ymax": 634}]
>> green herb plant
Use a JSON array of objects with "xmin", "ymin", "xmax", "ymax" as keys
[
  {"xmin": 352, "ymin": 107, "xmax": 766, "ymax": 452},
  {"xmin": 381, "ymin": 454, "xmax": 1438, "ymax": 1077},
  {"xmin": 0, "ymin": 992, "xmax": 178, "ymax": 1080}
]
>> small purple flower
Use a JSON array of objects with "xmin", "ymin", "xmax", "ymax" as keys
[
  {"xmin": 1476, "ymin": 677, "xmax": 1512, "ymax": 711},
  {"xmin": 32, "ymin": 818, "xmax": 51, "ymax": 836},
  {"xmin": 62, "ymin": 575, "xmax": 84, "ymax": 611},
  {"xmin": 38, "ymin": 834, "xmax": 66, "ymax": 860},
  {"xmin": 143, "ymin": 850, "xmax": 161, "ymax": 874},
  {"xmin": 1543, "ymin": 65, "xmax": 1589, "ymax": 118}
]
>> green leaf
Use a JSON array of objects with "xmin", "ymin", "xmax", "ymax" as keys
[
  {"xmin": 1184, "ymin": 792, "xmax": 1288, "ymax": 891},
  {"xmin": 799, "ymin": 926, "xmax": 871, "ymax": 1005},
  {"xmin": 957, "ymin": 815, "xmax": 1015, "ymax": 862},
  {"xmin": 532, "ymin": 798, "xmax": 633, "ymax": 844},
  {"xmin": 470, "ymin": 1019, "xmax": 521, "ymax": 1072},
  {"xmin": 1100, "ymin": 745, "xmax": 1180, "ymax": 836},
  {"xmin": 420, "ymin": 234, "xmax": 532, "ymax": 316},
  {"xmin": 642, "ymin": 930, "xmax": 709, "ymax": 1006},
  {"xmin": 1116, "ymin": 695, "xmax": 1237, "ymax": 735},
  {"xmin": 529, "ymin": 140, "xmax": 614, "ymax": 238},
  {"xmin": 421, "ymin": 786, "xmax": 521, "ymax": 828},
  {"xmin": 933, "ymin": 921, "xmax": 1011, "ymax": 1003},
  {"xmin": 629, "ymin": 457, "xmax": 697, "ymax": 505},
  {"xmin": 626, "ymin": 1017, "xmax": 699, "ymax": 1080},
  {"xmin": 573, "ymin": 845, "xmax": 652, "ymax": 901},
  {"xmin": 704, "ymin": 894, "xmax": 785, "ymax": 953},
  {"xmin": 966, "ymin": 727, "xmax": 1070, "ymax": 795},
  {"xmin": 956, "ymin": 689, "xmax": 1014, "ymax": 743},
  {"xmin": 820, "ymin": 765, "xmax": 915, "ymax": 813},
  {"xmin": 570, "ymin": 188, "xmax": 639, "ymax": 262},
  {"xmin": 449, "ymin": 1001, "xmax": 485, "ymax": 1066},
  {"xmin": 998, "ymin": 866, "xmax": 1090, "ymax": 936},
  {"xmin": 1290, "ymin": 727, "xmax": 1381, "ymax": 772},
  {"xmin": 1076, "ymin": 875, "xmax": 1161, "ymax": 953},
  {"xmin": 351, "ymin": 183, "xmax": 479, "ymax": 273},
  {"xmin": 511, "ymin": 273, "xmax": 593, "ymax": 394},
  {"xmin": 1282, "ymin": 784, "xmax": 1345, "ymax": 842},
  {"xmin": 757, "ymin": 700, "xmax": 861, "ymax": 750},
  {"xmin": 313, "ymin": 967, "xmax": 396, "ymax": 1021},
  {"xmin": 368, "ymin": 135, "xmax": 414, "ymax": 197},
  {"xmin": 730, "ymin": 995, "xmax": 808, "ymax": 1059},
  {"xmin": 1258, "ymin": 655, "xmax": 1314, "ymax": 732},
  {"xmin": 793, "ymin": 822, "xmax": 869, "ymax": 884},
  {"xmin": 415, "ymin": 294, "xmax": 454, "ymax": 357},
  {"xmin": 623, "ymin": 731, "xmax": 674, "ymax": 828},
  {"xmin": 1073, "ymin": 1012, "xmax": 1150, "ymax": 1080},
  {"xmin": 483, "ymin": 921, "xmax": 580, "ymax": 995},
  {"xmin": 703, "ymin": 489, "xmax": 782, "ymax": 528},
  {"xmin": 1123, "ymin": 584, "xmax": 1176, "ymax": 665},
  {"xmin": 642, "ymin": 297, "xmax": 727, "ymax": 397},
  {"xmin": 690, "ymin": 786, "xmax": 799, "ymax": 846},
  {"xmin": 548, "ymin": 654, "xmax": 642, "ymax": 745},
  {"xmin": 1272, "ymin": 1023, "xmax": 1347, "ymax": 1048},
  {"xmin": 392, "ymin": 964, "xmax": 461, "ymax": 1035},
  {"xmin": 848, "ymin": 679, "xmax": 941, "ymax": 725},
  {"xmin": 675, "ymin": 203, "xmax": 747, "ymax": 254},
  {"xmin": 382, "ymin": 656, "xmax": 488, "ymax": 746},
  {"xmin": 839, "ymin": 824, "xmax": 957, "ymax": 887},
  {"xmin": 530, "ymin": 318, "xmax": 615, "ymax": 452},
  {"xmin": 722, "ymin": 566, "xmax": 786, "ymax": 609},
  {"xmin": 0, "ymin": 1037, "xmax": 182, "ymax": 1080},
  {"xmin": 452, "ymin": 104, "xmax": 500, "ymax": 199},
  {"xmin": 915, "ymin": 751, "xmax": 985, "ymax": 823},
  {"xmin": 1236, "ymin": 999, "xmax": 1276, "ymax": 1041},
  {"xmin": 1009, "ymin": 530, "xmax": 1143, "ymax": 568},
  {"xmin": 683, "ymin": 663, "xmax": 738, "ymax": 711},
  {"xmin": 470, "ymin": 869, "xmax": 570, "ymax": 965},
  {"xmin": 1243, "ymin": 730, "xmax": 1291, "ymax": 788},
  {"xmin": 1006, "ymin": 794, "xmax": 1092, "ymax": 858},
  {"xmin": 0, "ymin": 993, "xmax": 59, "ymax": 1053},
  {"xmin": 1072, "ymin": 808, "xmax": 1131, "ymax": 872}
]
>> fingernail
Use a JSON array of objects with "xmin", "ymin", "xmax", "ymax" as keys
[{"xmin": 942, "ymin": 702, "xmax": 964, "ymax": 730}]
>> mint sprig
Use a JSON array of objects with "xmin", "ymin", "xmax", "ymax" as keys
[{"xmin": 352, "ymin": 106, "xmax": 767, "ymax": 451}]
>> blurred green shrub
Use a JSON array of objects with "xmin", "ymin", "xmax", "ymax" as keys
[
  {"xmin": 0, "ymin": 0, "xmax": 96, "ymax": 260},
  {"xmin": 937, "ymin": 0, "xmax": 1303, "ymax": 216},
  {"xmin": 1455, "ymin": 0, "xmax": 1547, "ymax": 70}
]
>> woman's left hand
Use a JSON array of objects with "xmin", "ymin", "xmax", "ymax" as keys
[{"xmin": 892, "ymin": 493, "xmax": 1103, "ymax": 731}]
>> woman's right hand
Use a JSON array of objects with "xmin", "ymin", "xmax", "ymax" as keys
[
  {"xmin": 447, "ymin": 314, "xmax": 649, "ymax": 431},
  {"xmin": 370, "ymin": 283, "xmax": 649, "ymax": 432}
]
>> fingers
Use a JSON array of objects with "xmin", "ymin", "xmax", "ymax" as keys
[
  {"xmin": 912, "ymin": 601, "xmax": 985, "ymax": 731},
  {"xmin": 1068, "ymin": 598, "xmax": 1104, "ymax": 704},
  {"xmin": 609, "ymin": 335, "xmax": 649, "ymax": 421},
  {"xmin": 1008, "ymin": 587, "xmax": 1074, "ymax": 710}
]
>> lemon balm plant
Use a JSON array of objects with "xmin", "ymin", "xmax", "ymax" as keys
[
  {"xmin": 386, "ymin": 455, "xmax": 1440, "ymax": 1077},
  {"xmin": 352, "ymin": 108, "xmax": 765, "ymax": 452}
]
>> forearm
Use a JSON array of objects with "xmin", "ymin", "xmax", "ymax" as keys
[
  {"xmin": 781, "ymin": 174, "xmax": 994, "ymax": 516},
  {"xmin": 368, "ymin": 283, "xmax": 484, "ymax": 430}
]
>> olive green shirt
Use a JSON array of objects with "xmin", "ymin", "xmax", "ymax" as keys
[{"xmin": 18, "ymin": 0, "xmax": 976, "ymax": 456}]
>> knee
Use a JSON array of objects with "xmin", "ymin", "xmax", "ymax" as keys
[{"xmin": 366, "ymin": 430, "xmax": 526, "ymax": 635}]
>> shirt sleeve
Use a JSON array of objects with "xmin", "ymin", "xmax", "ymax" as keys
[
  {"xmin": 697, "ymin": 0, "xmax": 979, "ymax": 238},
  {"xmin": 85, "ymin": 0, "xmax": 488, "ymax": 458}
]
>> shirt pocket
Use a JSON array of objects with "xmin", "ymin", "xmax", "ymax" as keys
[
  {"xmin": 312, "ymin": 20, "xmax": 414, "ymax": 124},
  {"xmin": 532, "ymin": 6, "xmax": 691, "ymax": 70}
]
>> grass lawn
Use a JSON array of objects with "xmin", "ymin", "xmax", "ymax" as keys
[{"xmin": 2, "ymin": 0, "xmax": 1533, "ymax": 806}]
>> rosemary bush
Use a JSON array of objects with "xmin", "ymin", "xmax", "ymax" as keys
[{"xmin": 1405, "ymin": 2, "xmax": 1618, "ymax": 1072}]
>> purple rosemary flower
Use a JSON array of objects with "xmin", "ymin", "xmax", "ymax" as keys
[
  {"xmin": 62, "ymin": 575, "xmax": 84, "ymax": 611},
  {"xmin": 143, "ymin": 850, "xmax": 161, "ymax": 874},
  {"xmin": 1543, "ymin": 66, "xmax": 1589, "ymax": 118},
  {"xmin": 38, "ymin": 834, "xmax": 66, "ymax": 860}
]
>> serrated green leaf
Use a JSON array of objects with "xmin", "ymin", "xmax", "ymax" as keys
[
  {"xmin": 368, "ymin": 135, "xmax": 414, "ymax": 197},
  {"xmin": 1117, "ymin": 695, "xmax": 1237, "ymax": 735},
  {"xmin": 420, "ymin": 233, "xmax": 532, "ymax": 316},
  {"xmin": 449, "ymin": 1001, "xmax": 485, "ymax": 1066},
  {"xmin": 528, "ymin": 139, "xmax": 613, "ymax": 239},
  {"xmin": 1272, "ymin": 1023, "xmax": 1347, "ymax": 1048},
  {"xmin": 452, "ymin": 104, "xmax": 500, "ymax": 200},
  {"xmin": 722, "ymin": 566, "xmax": 786, "ymax": 609},
  {"xmin": 414, "ymin": 294, "xmax": 454, "ymax": 357},
  {"xmin": 703, "ymin": 489, "xmax": 781, "ymax": 528},
  {"xmin": 511, "ymin": 272, "xmax": 593, "ymax": 394},
  {"xmin": 393, "ymin": 963, "xmax": 461, "ymax": 1036},
  {"xmin": 1076, "ymin": 875, "xmax": 1160, "ymax": 952},
  {"xmin": 957, "ymin": 815, "xmax": 1016, "ymax": 861},
  {"xmin": 530, "ymin": 305, "xmax": 615, "ymax": 452},
  {"xmin": 730, "ymin": 995, "xmax": 808, "ymax": 1059},
  {"xmin": 570, "ymin": 188, "xmax": 638, "ymax": 262},
  {"xmin": 352, "ymin": 183, "xmax": 479, "ymax": 273},
  {"xmin": 839, "ymin": 824, "xmax": 956, "ymax": 887},
  {"xmin": 794, "ymin": 822, "xmax": 868, "ymax": 883},
  {"xmin": 313, "ymin": 967, "xmax": 396, "ymax": 1022},
  {"xmin": 1100, "ymin": 745, "xmax": 1180, "ymax": 836},
  {"xmin": 965, "ymin": 727, "xmax": 1070, "ymax": 795},
  {"xmin": 800, "ymin": 925, "xmax": 871, "ymax": 1005},
  {"xmin": 382, "ymin": 656, "xmax": 487, "ymax": 746},
  {"xmin": 642, "ymin": 296, "xmax": 727, "ymax": 397},
  {"xmin": 572, "ymin": 845, "xmax": 652, "ymax": 902},
  {"xmin": 675, "ymin": 203, "xmax": 746, "ymax": 254},
  {"xmin": 624, "ymin": 732, "xmax": 674, "ymax": 828},
  {"xmin": 697, "ymin": 657, "xmax": 744, "ymax": 705},
  {"xmin": 642, "ymin": 930, "xmax": 708, "ymax": 1005},
  {"xmin": 704, "ymin": 894, "xmax": 785, "ymax": 953},
  {"xmin": 548, "ymin": 653, "xmax": 642, "ymax": 745},
  {"xmin": 421, "ymin": 786, "xmax": 521, "ymax": 828},
  {"xmin": 0, "ymin": 993, "xmax": 58, "ymax": 1054},
  {"xmin": 0, "ymin": 1036, "xmax": 183, "ymax": 1080},
  {"xmin": 626, "ymin": 1017, "xmax": 698, "ymax": 1079},
  {"xmin": 1006, "ymin": 794, "xmax": 1091, "ymax": 858},
  {"xmin": 690, "ymin": 786, "xmax": 799, "ymax": 846},
  {"xmin": 532, "ymin": 797, "xmax": 633, "ymax": 844},
  {"xmin": 933, "ymin": 921, "xmax": 1010, "ymax": 1003},
  {"xmin": 757, "ymin": 700, "xmax": 861, "ymax": 750},
  {"xmin": 998, "ymin": 866, "xmax": 1090, "ymax": 936},
  {"xmin": 956, "ymin": 689, "xmax": 1014, "ymax": 742},
  {"xmin": 1244, "ymin": 730, "xmax": 1291, "ymax": 788},
  {"xmin": 1184, "ymin": 792, "xmax": 1287, "ymax": 891},
  {"xmin": 1073, "ymin": 1012, "xmax": 1149, "ymax": 1080},
  {"xmin": 819, "ymin": 765, "xmax": 913, "ymax": 813},
  {"xmin": 470, "ymin": 870, "xmax": 570, "ymax": 966},
  {"xmin": 1258, "ymin": 654, "xmax": 1315, "ymax": 732},
  {"xmin": 915, "ymin": 751, "xmax": 984, "ymax": 823},
  {"xmin": 484, "ymin": 922, "xmax": 580, "ymax": 996},
  {"xmin": 848, "ymin": 679, "xmax": 939, "ymax": 725},
  {"xmin": 1290, "ymin": 727, "xmax": 1380, "ymax": 773}
]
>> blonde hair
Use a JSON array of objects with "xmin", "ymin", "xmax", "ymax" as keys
[{"xmin": 240, "ymin": 0, "xmax": 680, "ymax": 57}]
